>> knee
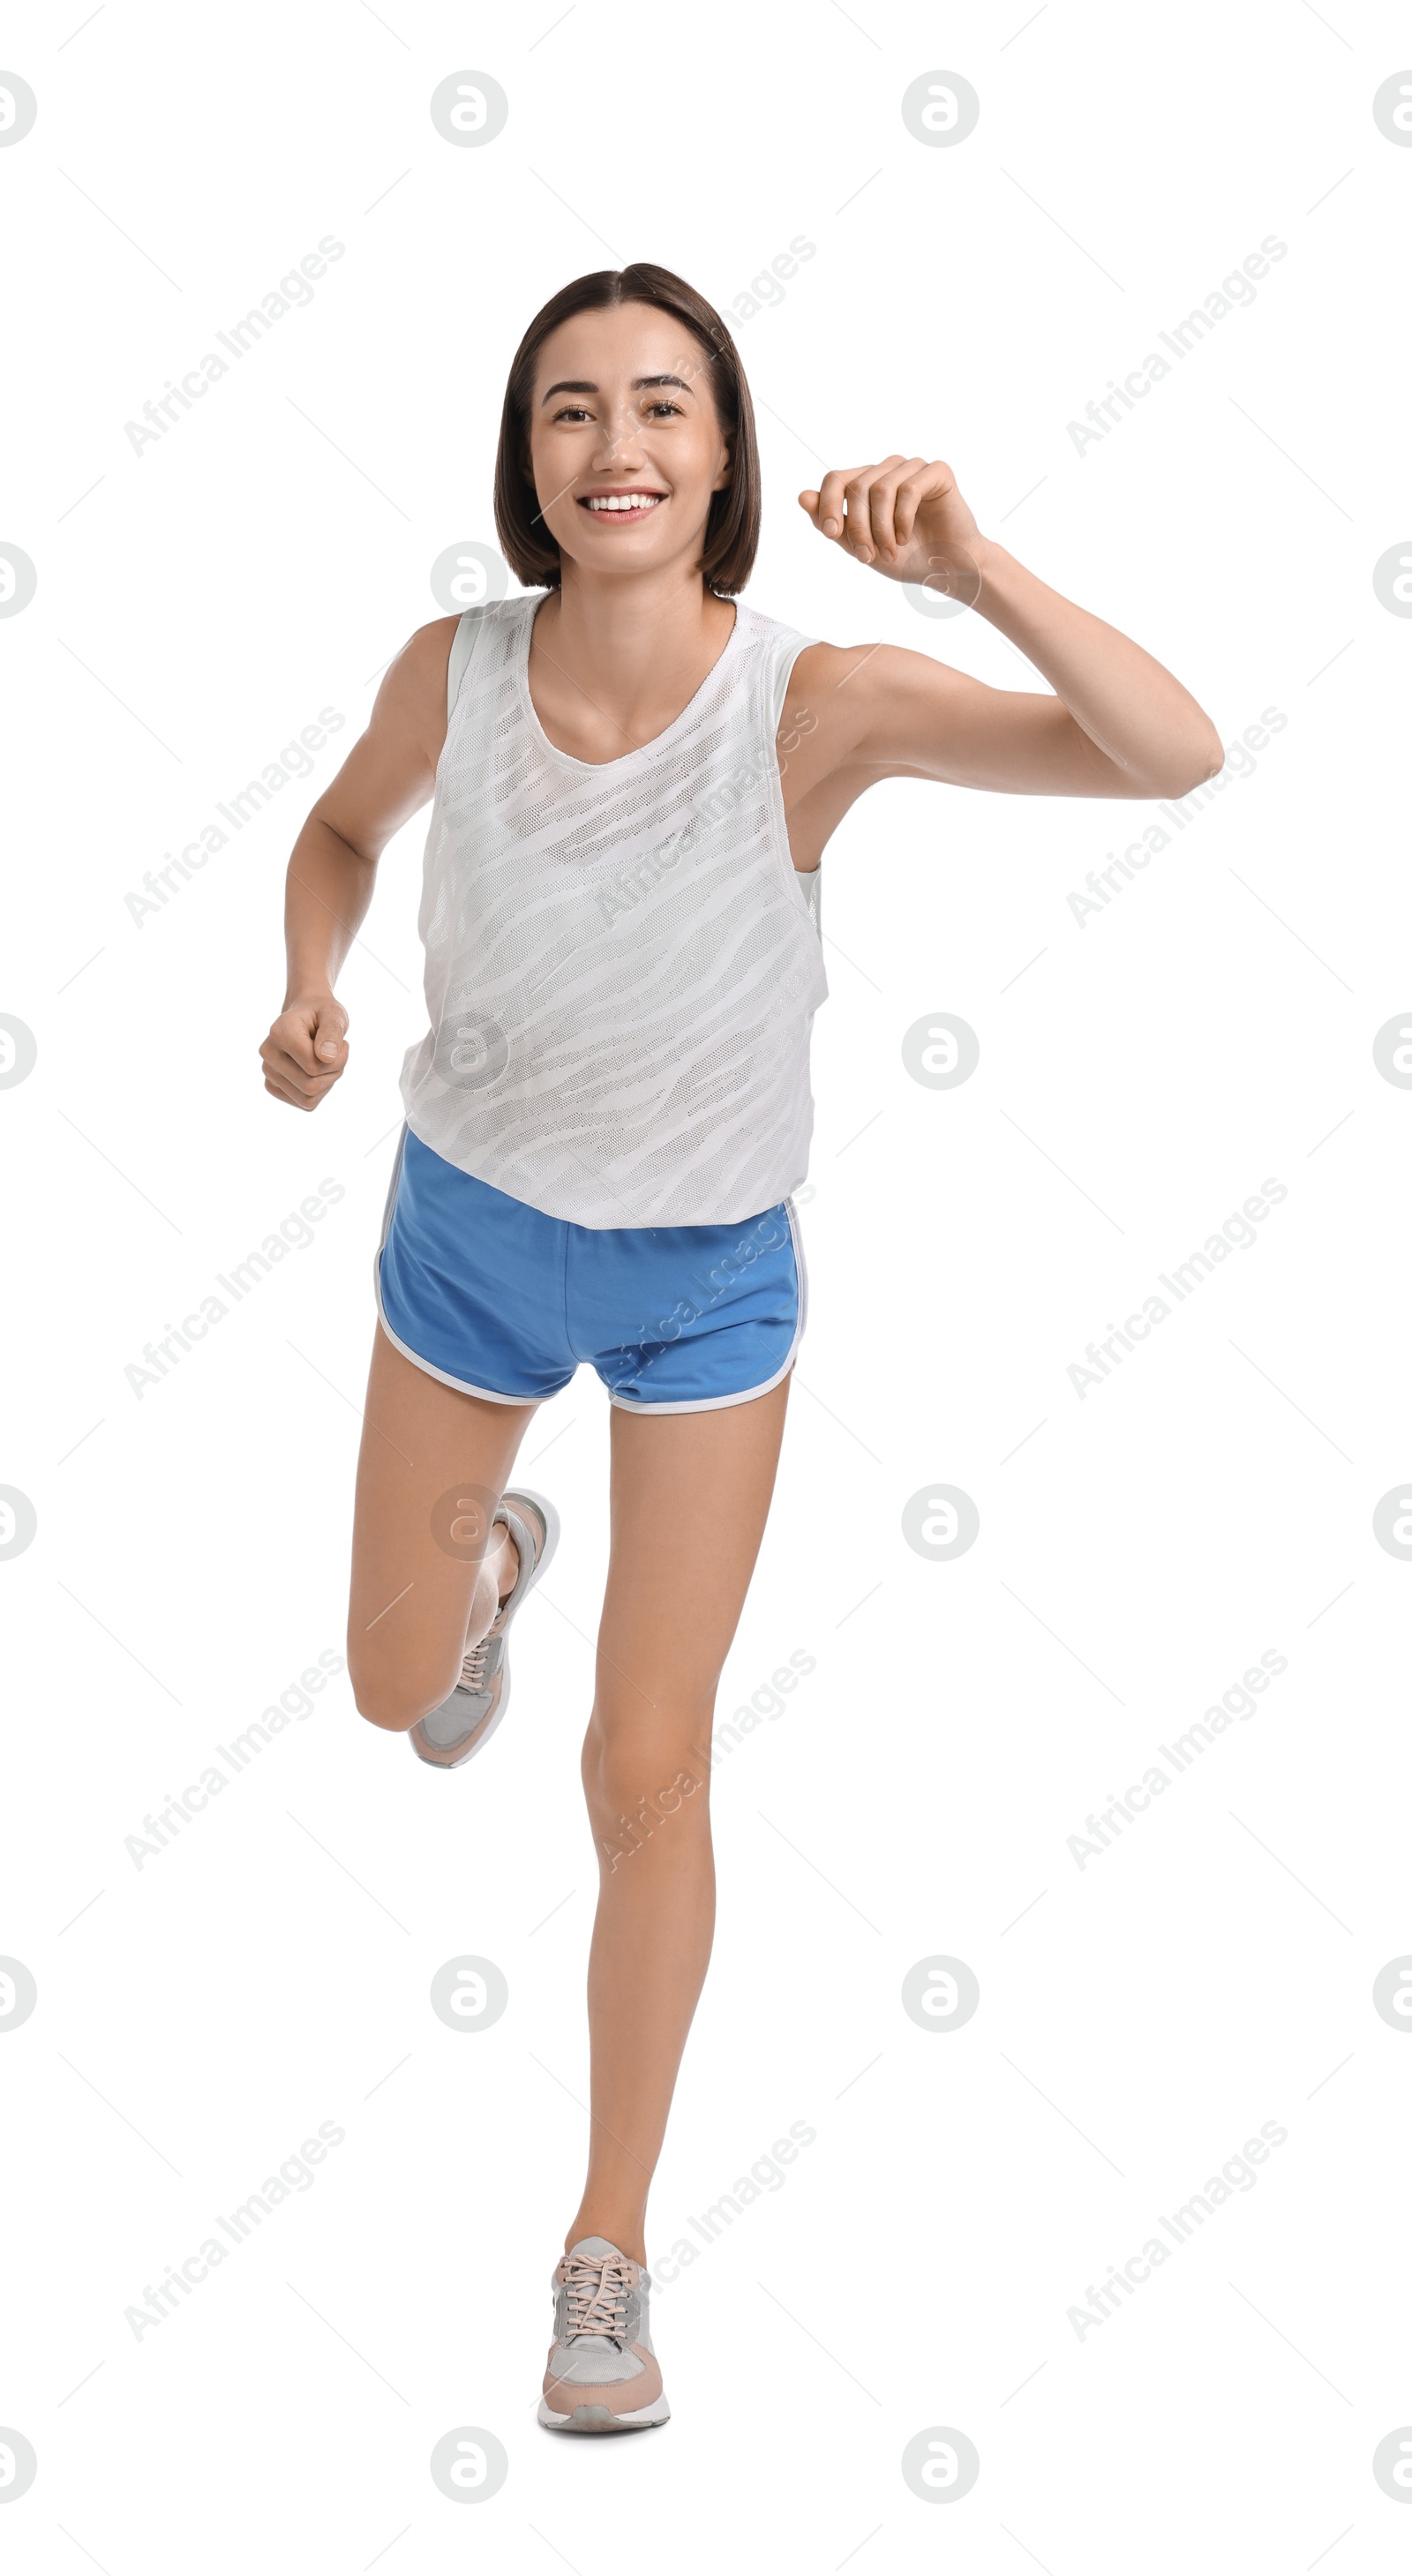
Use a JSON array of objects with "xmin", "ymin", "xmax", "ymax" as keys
[
  {"xmin": 347, "ymin": 1640, "xmax": 457, "ymax": 1735},
  {"xmin": 350, "ymin": 1671, "xmax": 422, "ymax": 1733},
  {"xmin": 582, "ymin": 1702, "xmax": 713, "ymax": 1827},
  {"xmin": 354, "ymin": 1691, "xmax": 419, "ymax": 1735},
  {"xmin": 590, "ymin": 1760, "xmax": 711, "ymax": 1873}
]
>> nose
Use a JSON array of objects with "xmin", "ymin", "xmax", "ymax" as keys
[{"xmin": 590, "ymin": 400, "xmax": 648, "ymax": 473}]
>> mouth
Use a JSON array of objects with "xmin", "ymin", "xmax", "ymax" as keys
[{"xmin": 576, "ymin": 490, "xmax": 667, "ymax": 520}]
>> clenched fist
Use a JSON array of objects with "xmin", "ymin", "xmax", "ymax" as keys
[{"xmin": 260, "ymin": 992, "xmax": 349, "ymax": 1111}]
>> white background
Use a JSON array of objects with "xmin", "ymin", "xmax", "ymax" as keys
[{"xmin": 3, "ymin": 0, "xmax": 1410, "ymax": 2565}]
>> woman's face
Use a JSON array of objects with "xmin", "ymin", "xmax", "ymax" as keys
[{"xmin": 526, "ymin": 301, "xmax": 732, "ymax": 587}]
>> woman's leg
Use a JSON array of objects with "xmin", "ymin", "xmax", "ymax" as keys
[
  {"xmin": 566, "ymin": 1372, "xmax": 792, "ymax": 2262},
  {"xmin": 347, "ymin": 1325, "xmax": 537, "ymax": 1731}
]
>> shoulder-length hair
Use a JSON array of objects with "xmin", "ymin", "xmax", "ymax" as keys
[{"xmin": 493, "ymin": 264, "xmax": 761, "ymax": 597}]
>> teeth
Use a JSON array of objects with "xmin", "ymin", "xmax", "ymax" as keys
[{"xmin": 585, "ymin": 493, "xmax": 662, "ymax": 512}]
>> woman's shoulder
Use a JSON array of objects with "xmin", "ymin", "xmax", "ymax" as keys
[
  {"xmin": 370, "ymin": 598, "xmax": 534, "ymax": 754},
  {"xmin": 732, "ymin": 597, "xmax": 816, "ymax": 651},
  {"xmin": 444, "ymin": 592, "xmax": 538, "ymax": 649},
  {"xmin": 732, "ymin": 598, "xmax": 822, "ymax": 705},
  {"xmin": 392, "ymin": 601, "xmax": 522, "ymax": 687}
]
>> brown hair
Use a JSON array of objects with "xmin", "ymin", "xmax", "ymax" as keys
[{"xmin": 492, "ymin": 264, "xmax": 761, "ymax": 597}]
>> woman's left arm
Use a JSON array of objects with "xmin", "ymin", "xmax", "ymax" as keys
[{"xmin": 798, "ymin": 455, "xmax": 1225, "ymax": 801}]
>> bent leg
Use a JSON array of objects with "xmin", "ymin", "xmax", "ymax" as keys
[
  {"xmin": 347, "ymin": 1324, "xmax": 537, "ymax": 1731},
  {"xmin": 567, "ymin": 1372, "xmax": 792, "ymax": 2261}
]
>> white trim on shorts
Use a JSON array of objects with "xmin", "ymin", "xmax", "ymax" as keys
[
  {"xmin": 607, "ymin": 1196, "xmax": 808, "ymax": 1416},
  {"xmin": 372, "ymin": 1123, "xmax": 548, "ymax": 1407},
  {"xmin": 374, "ymin": 1125, "xmax": 807, "ymax": 1416},
  {"xmin": 373, "ymin": 1300, "xmax": 548, "ymax": 1406}
]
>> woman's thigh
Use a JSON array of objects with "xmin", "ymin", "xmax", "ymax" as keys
[
  {"xmin": 348, "ymin": 1324, "xmax": 537, "ymax": 1728},
  {"xmin": 586, "ymin": 1374, "xmax": 792, "ymax": 1793}
]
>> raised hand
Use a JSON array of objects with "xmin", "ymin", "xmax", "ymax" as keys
[{"xmin": 799, "ymin": 455, "xmax": 984, "ymax": 598}]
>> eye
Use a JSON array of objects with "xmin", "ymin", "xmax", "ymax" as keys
[
  {"xmin": 552, "ymin": 403, "xmax": 592, "ymax": 424},
  {"xmin": 644, "ymin": 400, "xmax": 684, "ymax": 418}
]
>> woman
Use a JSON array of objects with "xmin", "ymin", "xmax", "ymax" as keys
[{"xmin": 259, "ymin": 263, "xmax": 1220, "ymax": 2435}]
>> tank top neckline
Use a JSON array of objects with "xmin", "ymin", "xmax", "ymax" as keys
[{"xmin": 514, "ymin": 592, "xmax": 745, "ymax": 777}]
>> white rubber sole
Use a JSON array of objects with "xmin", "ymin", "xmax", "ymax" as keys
[{"xmin": 537, "ymin": 2393, "xmax": 671, "ymax": 2433}]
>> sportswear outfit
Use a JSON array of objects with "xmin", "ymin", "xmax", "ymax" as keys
[
  {"xmin": 381, "ymin": 598, "xmax": 822, "ymax": 2427},
  {"xmin": 376, "ymin": 592, "xmax": 828, "ymax": 1411}
]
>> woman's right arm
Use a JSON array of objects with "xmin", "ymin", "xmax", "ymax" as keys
[{"xmin": 259, "ymin": 615, "xmax": 459, "ymax": 1111}]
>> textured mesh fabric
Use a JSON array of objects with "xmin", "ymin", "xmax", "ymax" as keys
[{"xmin": 398, "ymin": 595, "xmax": 829, "ymax": 1228}]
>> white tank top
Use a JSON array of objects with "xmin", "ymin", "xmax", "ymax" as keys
[{"xmin": 398, "ymin": 594, "xmax": 829, "ymax": 1228}]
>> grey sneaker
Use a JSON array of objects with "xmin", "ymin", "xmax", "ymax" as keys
[
  {"xmin": 538, "ymin": 2237, "xmax": 670, "ymax": 2433},
  {"xmin": 409, "ymin": 1489, "xmax": 559, "ymax": 1770}
]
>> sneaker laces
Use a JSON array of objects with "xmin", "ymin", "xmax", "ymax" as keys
[
  {"xmin": 457, "ymin": 1520, "xmax": 520, "ymax": 1693},
  {"xmin": 457, "ymin": 1629, "xmax": 492, "ymax": 1694},
  {"xmin": 562, "ymin": 2250, "xmax": 634, "ymax": 2345}
]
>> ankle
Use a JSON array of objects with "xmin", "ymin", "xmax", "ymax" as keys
[{"xmin": 565, "ymin": 2216, "xmax": 647, "ymax": 2266}]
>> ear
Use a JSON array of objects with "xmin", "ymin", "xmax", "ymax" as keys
[{"xmin": 711, "ymin": 437, "xmax": 732, "ymax": 495}]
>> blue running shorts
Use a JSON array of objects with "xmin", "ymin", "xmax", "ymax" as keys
[{"xmin": 375, "ymin": 1127, "xmax": 807, "ymax": 1413}]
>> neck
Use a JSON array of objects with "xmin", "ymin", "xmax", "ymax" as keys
[{"xmin": 535, "ymin": 569, "xmax": 736, "ymax": 742}]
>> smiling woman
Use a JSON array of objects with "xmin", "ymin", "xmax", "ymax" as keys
[
  {"xmin": 259, "ymin": 254, "xmax": 1224, "ymax": 2444},
  {"xmin": 492, "ymin": 261, "xmax": 760, "ymax": 604}
]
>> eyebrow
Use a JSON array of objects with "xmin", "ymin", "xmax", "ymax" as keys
[{"xmin": 539, "ymin": 373, "xmax": 694, "ymax": 404}]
